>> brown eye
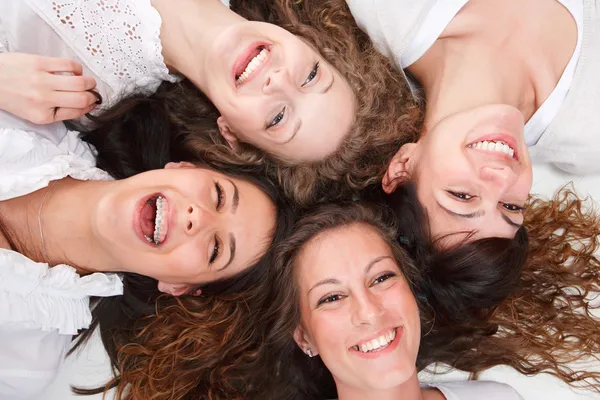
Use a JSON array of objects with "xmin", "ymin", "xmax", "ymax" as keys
[
  {"xmin": 447, "ymin": 191, "xmax": 474, "ymax": 201},
  {"xmin": 501, "ymin": 202, "xmax": 526, "ymax": 212}
]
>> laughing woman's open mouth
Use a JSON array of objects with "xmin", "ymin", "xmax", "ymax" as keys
[{"xmin": 139, "ymin": 194, "xmax": 170, "ymax": 246}]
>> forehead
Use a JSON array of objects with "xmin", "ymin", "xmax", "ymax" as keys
[{"xmin": 296, "ymin": 224, "xmax": 392, "ymax": 282}]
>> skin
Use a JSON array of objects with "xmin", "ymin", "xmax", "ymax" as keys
[
  {"xmin": 384, "ymin": 104, "xmax": 532, "ymax": 246},
  {"xmin": 384, "ymin": 0, "xmax": 574, "ymax": 245},
  {"xmin": 153, "ymin": 0, "xmax": 355, "ymax": 163},
  {"xmin": 293, "ymin": 224, "xmax": 443, "ymax": 400},
  {"xmin": 0, "ymin": 162, "xmax": 276, "ymax": 296}
]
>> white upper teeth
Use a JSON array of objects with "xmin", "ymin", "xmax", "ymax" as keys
[
  {"xmin": 153, "ymin": 196, "xmax": 164, "ymax": 245},
  {"xmin": 468, "ymin": 140, "xmax": 515, "ymax": 158},
  {"xmin": 237, "ymin": 48, "xmax": 268, "ymax": 84},
  {"xmin": 355, "ymin": 329, "xmax": 396, "ymax": 353}
]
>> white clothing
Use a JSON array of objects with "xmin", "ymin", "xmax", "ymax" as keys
[
  {"xmin": 0, "ymin": 116, "xmax": 122, "ymax": 399},
  {"xmin": 346, "ymin": 0, "xmax": 600, "ymax": 175},
  {"xmin": 524, "ymin": 0, "xmax": 584, "ymax": 146},
  {"xmin": 428, "ymin": 380, "xmax": 524, "ymax": 399},
  {"xmin": 0, "ymin": 0, "xmax": 180, "ymax": 109}
]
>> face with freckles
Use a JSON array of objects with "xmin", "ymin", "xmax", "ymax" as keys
[
  {"xmin": 201, "ymin": 21, "xmax": 355, "ymax": 163},
  {"xmin": 91, "ymin": 162, "xmax": 276, "ymax": 296},
  {"xmin": 293, "ymin": 224, "xmax": 421, "ymax": 393},
  {"xmin": 383, "ymin": 104, "xmax": 533, "ymax": 247}
]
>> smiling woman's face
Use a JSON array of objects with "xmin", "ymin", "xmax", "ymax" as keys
[
  {"xmin": 293, "ymin": 224, "xmax": 421, "ymax": 394},
  {"xmin": 385, "ymin": 104, "xmax": 533, "ymax": 247},
  {"xmin": 90, "ymin": 162, "xmax": 276, "ymax": 295},
  {"xmin": 201, "ymin": 21, "xmax": 355, "ymax": 163}
]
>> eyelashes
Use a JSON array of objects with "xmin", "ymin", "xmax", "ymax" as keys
[{"xmin": 266, "ymin": 61, "xmax": 321, "ymax": 129}]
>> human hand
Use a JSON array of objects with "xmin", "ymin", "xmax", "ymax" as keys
[{"xmin": 0, "ymin": 53, "xmax": 100, "ymax": 124}]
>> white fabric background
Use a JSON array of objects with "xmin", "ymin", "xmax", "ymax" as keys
[{"xmin": 41, "ymin": 163, "xmax": 600, "ymax": 400}]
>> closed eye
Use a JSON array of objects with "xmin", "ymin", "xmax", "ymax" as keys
[{"xmin": 215, "ymin": 182, "xmax": 225, "ymax": 210}]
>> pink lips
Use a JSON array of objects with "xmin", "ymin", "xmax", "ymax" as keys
[
  {"xmin": 467, "ymin": 133, "xmax": 520, "ymax": 162},
  {"xmin": 232, "ymin": 42, "xmax": 270, "ymax": 86},
  {"xmin": 349, "ymin": 327, "xmax": 402, "ymax": 359}
]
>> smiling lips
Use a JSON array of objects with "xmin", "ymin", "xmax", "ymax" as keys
[
  {"xmin": 351, "ymin": 328, "xmax": 398, "ymax": 354},
  {"xmin": 234, "ymin": 44, "xmax": 270, "ymax": 86}
]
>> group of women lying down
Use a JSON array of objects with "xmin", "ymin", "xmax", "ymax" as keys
[{"xmin": 0, "ymin": 0, "xmax": 599, "ymax": 398}]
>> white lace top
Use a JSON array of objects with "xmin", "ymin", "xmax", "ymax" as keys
[
  {"xmin": 0, "ymin": 111, "xmax": 123, "ymax": 399},
  {"xmin": 0, "ymin": 0, "xmax": 182, "ymax": 108}
]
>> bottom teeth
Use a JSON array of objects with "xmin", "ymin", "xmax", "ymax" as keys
[{"xmin": 144, "ymin": 196, "xmax": 164, "ymax": 245}]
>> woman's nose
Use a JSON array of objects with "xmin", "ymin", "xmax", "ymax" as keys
[
  {"xmin": 480, "ymin": 165, "xmax": 518, "ymax": 193},
  {"xmin": 351, "ymin": 292, "xmax": 385, "ymax": 327},
  {"xmin": 184, "ymin": 204, "xmax": 216, "ymax": 236},
  {"xmin": 263, "ymin": 67, "xmax": 288, "ymax": 94}
]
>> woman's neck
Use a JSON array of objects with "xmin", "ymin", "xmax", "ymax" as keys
[
  {"xmin": 152, "ymin": 0, "xmax": 245, "ymax": 90},
  {"xmin": 407, "ymin": 0, "xmax": 577, "ymax": 131},
  {"xmin": 0, "ymin": 178, "xmax": 119, "ymax": 275},
  {"xmin": 336, "ymin": 371, "xmax": 429, "ymax": 400}
]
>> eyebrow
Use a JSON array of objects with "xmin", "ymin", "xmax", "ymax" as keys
[
  {"xmin": 435, "ymin": 200, "xmax": 522, "ymax": 229},
  {"xmin": 307, "ymin": 255, "xmax": 392, "ymax": 295},
  {"xmin": 218, "ymin": 233, "xmax": 236, "ymax": 272},
  {"xmin": 226, "ymin": 179, "xmax": 239, "ymax": 214}
]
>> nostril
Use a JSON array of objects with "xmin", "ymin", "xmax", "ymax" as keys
[
  {"xmin": 187, "ymin": 206, "xmax": 193, "ymax": 214},
  {"xmin": 187, "ymin": 222, "xmax": 192, "ymax": 231}
]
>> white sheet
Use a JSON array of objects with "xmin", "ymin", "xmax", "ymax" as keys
[{"xmin": 41, "ymin": 162, "xmax": 600, "ymax": 400}]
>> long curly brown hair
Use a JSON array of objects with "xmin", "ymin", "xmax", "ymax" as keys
[
  {"xmin": 102, "ymin": 187, "xmax": 600, "ymax": 400},
  {"xmin": 97, "ymin": 0, "xmax": 421, "ymax": 207},
  {"xmin": 420, "ymin": 186, "xmax": 600, "ymax": 388}
]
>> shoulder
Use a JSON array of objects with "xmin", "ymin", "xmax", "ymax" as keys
[
  {"xmin": 429, "ymin": 380, "xmax": 523, "ymax": 400},
  {"xmin": 0, "ymin": 117, "xmax": 111, "ymax": 201},
  {"xmin": 345, "ymin": 0, "xmax": 436, "ymax": 59}
]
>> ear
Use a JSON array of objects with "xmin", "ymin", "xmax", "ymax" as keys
[
  {"xmin": 164, "ymin": 161, "xmax": 196, "ymax": 170},
  {"xmin": 157, "ymin": 281, "xmax": 199, "ymax": 297},
  {"xmin": 293, "ymin": 326, "xmax": 318, "ymax": 356},
  {"xmin": 217, "ymin": 116, "xmax": 240, "ymax": 151},
  {"xmin": 382, "ymin": 143, "xmax": 418, "ymax": 194}
]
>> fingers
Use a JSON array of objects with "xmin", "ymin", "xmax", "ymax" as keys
[
  {"xmin": 49, "ymin": 74, "xmax": 97, "ymax": 92},
  {"xmin": 42, "ymin": 57, "xmax": 84, "ymax": 75},
  {"xmin": 53, "ymin": 104, "xmax": 96, "ymax": 122},
  {"xmin": 52, "ymin": 90, "xmax": 99, "ymax": 110}
]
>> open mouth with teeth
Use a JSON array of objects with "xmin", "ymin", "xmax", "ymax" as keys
[
  {"xmin": 235, "ymin": 45, "xmax": 269, "ymax": 85},
  {"xmin": 467, "ymin": 140, "xmax": 518, "ymax": 160},
  {"xmin": 140, "ymin": 195, "xmax": 169, "ymax": 246},
  {"xmin": 351, "ymin": 328, "xmax": 398, "ymax": 354}
]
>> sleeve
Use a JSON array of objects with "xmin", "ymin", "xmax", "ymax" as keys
[
  {"xmin": 345, "ymin": 0, "xmax": 393, "ymax": 57},
  {"xmin": 431, "ymin": 380, "xmax": 524, "ymax": 400},
  {"xmin": 0, "ymin": 322, "xmax": 72, "ymax": 399}
]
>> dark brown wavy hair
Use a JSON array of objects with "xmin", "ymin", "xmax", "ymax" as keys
[
  {"xmin": 68, "ymin": 92, "xmax": 295, "ymax": 400},
  {"xmin": 422, "ymin": 186, "xmax": 600, "ymax": 388},
  {"xmin": 90, "ymin": 0, "xmax": 421, "ymax": 207},
  {"xmin": 257, "ymin": 188, "xmax": 600, "ymax": 399}
]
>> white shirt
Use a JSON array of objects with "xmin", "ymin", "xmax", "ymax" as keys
[
  {"xmin": 0, "ymin": 0, "xmax": 181, "ymax": 108},
  {"xmin": 428, "ymin": 380, "xmax": 524, "ymax": 399},
  {"xmin": 0, "ymin": 111, "xmax": 122, "ymax": 399}
]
